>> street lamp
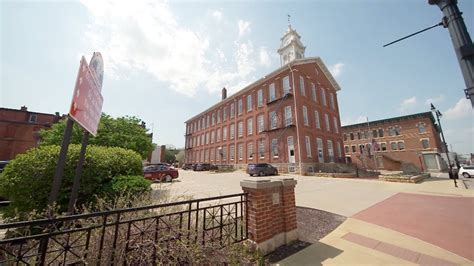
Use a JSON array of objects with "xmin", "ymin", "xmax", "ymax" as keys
[{"xmin": 430, "ymin": 103, "xmax": 456, "ymax": 187}]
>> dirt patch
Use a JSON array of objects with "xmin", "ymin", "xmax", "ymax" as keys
[{"xmin": 266, "ymin": 207, "xmax": 346, "ymax": 263}]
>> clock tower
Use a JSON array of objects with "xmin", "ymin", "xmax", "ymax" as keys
[{"xmin": 277, "ymin": 22, "xmax": 306, "ymax": 66}]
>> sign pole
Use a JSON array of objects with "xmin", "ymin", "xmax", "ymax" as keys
[
  {"xmin": 48, "ymin": 116, "xmax": 75, "ymax": 206},
  {"xmin": 67, "ymin": 131, "xmax": 89, "ymax": 214}
]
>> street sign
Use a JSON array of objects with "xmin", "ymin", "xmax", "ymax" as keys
[
  {"xmin": 69, "ymin": 56, "xmax": 104, "ymax": 136},
  {"xmin": 88, "ymin": 52, "xmax": 104, "ymax": 91}
]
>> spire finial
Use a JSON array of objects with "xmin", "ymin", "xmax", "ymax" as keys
[{"xmin": 287, "ymin": 14, "xmax": 291, "ymax": 27}]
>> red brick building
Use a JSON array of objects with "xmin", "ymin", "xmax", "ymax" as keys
[
  {"xmin": 184, "ymin": 25, "xmax": 344, "ymax": 174},
  {"xmin": 0, "ymin": 106, "xmax": 62, "ymax": 160},
  {"xmin": 341, "ymin": 112, "xmax": 447, "ymax": 172}
]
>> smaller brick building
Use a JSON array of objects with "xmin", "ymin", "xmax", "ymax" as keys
[
  {"xmin": 341, "ymin": 112, "xmax": 447, "ymax": 172},
  {"xmin": 0, "ymin": 106, "xmax": 63, "ymax": 161}
]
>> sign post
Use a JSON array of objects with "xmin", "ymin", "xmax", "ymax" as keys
[{"xmin": 67, "ymin": 53, "xmax": 104, "ymax": 213}]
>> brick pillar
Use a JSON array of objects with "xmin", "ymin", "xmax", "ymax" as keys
[{"xmin": 240, "ymin": 177, "xmax": 297, "ymax": 254}]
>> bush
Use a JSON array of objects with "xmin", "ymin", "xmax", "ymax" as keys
[
  {"xmin": 0, "ymin": 145, "xmax": 146, "ymax": 218},
  {"xmin": 103, "ymin": 175, "xmax": 152, "ymax": 197}
]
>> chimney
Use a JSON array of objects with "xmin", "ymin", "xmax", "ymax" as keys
[
  {"xmin": 222, "ymin": 87, "xmax": 227, "ymax": 100},
  {"xmin": 20, "ymin": 106, "xmax": 27, "ymax": 111}
]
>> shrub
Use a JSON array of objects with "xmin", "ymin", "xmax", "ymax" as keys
[
  {"xmin": 0, "ymin": 145, "xmax": 145, "ymax": 218},
  {"xmin": 102, "ymin": 175, "xmax": 152, "ymax": 198}
]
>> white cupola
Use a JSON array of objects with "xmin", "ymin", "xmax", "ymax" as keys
[{"xmin": 277, "ymin": 21, "xmax": 306, "ymax": 66}]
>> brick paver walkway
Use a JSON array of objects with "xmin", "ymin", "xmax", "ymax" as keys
[{"xmin": 353, "ymin": 193, "xmax": 474, "ymax": 261}]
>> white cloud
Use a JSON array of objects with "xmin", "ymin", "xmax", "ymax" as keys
[
  {"xmin": 425, "ymin": 94, "xmax": 444, "ymax": 105},
  {"xmin": 80, "ymin": 1, "xmax": 267, "ymax": 97},
  {"xmin": 328, "ymin": 62, "xmax": 345, "ymax": 78},
  {"xmin": 444, "ymin": 98, "xmax": 474, "ymax": 120},
  {"xmin": 211, "ymin": 10, "xmax": 222, "ymax": 20},
  {"xmin": 259, "ymin": 47, "xmax": 271, "ymax": 67},
  {"xmin": 399, "ymin": 96, "xmax": 417, "ymax": 112},
  {"xmin": 341, "ymin": 115, "xmax": 367, "ymax": 126},
  {"xmin": 238, "ymin": 20, "xmax": 251, "ymax": 37}
]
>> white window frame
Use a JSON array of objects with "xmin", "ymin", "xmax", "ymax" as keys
[
  {"xmin": 257, "ymin": 89, "xmax": 263, "ymax": 107},
  {"xmin": 282, "ymin": 76, "xmax": 290, "ymax": 95},
  {"xmin": 314, "ymin": 110, "xmax": 321, "ymax": 129},
  {"xmin": 259, "ymin": 140, "xmax": 265, "ymax": 158},
  {"xmin": 230, "ymin": 145, "xmax": 235, "ymax": 160},
  {"xmin": 247, "ymin": 94, "xmax": 252, "ymax": 112},
  {"xmin": 317, "ymin": 138, "xmax": 324, "ymax": 163},
  {"xmin": 305, "ymin": 136, "xmax": 312, "ymax": 158},
  {"xmin": 271, "ymin": 138, "xmax": 279, "ymax": 157},
  {"xmin": 270, "ymin": 111, "xmax": 277, "ymax": 129},
  {"xmin": 321, "ymin": 88, "xmax": 327, "ymax": 106},
  {"xmin": 421, "ymin": 138, "xmax": 430, "ymax": 149},
  {"xmin": 238, "ymin": 143, "xmax": 243, "ymax": 160},
  {"xmin": 238, "ymin": 99, "xmax": 243, "ymax": 115},
  {"xmin": 230, "ymin": 124, "xmax": 235, "ymax": 139},
  {"xmin": 269, "ymin": 83, "xmax": 276, "ymax": 102},
  {"xmin": 223, "ymin": 126, "xmax": 227, "ymax": 141},
  {"xmin": 325, "ymin": 113, "xmax": 330, "ymax": 132},
  {"xmin": 284, "ymin": 106, "xmax": 292, "ymax": 126},
  {"xmin": 311, "ymin": 83, "xmax": 317, "ymax": 102},
  {"xmin": 299, "ymin": 76, "xmax": 305, "ymax": 96},
  {"xmin": 333, "ymin": 116, "xmax": 339, "ymax": 133},
  {"xmin": 230, "ymin": 103, "xmax": 235, "ymax": 118},
  {"xmin": 248, "ymin": 142, "xmax": 253, "ymax": 159},
  {"xmin": 327, "ymin": 140, "xmax": 334, "ymax": 163},
  {"xmin": 238, "ymin": 121, "xmax": 243, "ymax": 137},
  {"xmin": 257, "ymin": 115, "xmax": 264, "ymax": 133},
  {"xmin": 302, "ymin": 106, "xmax": 309, "ymax": 126},
  {"xmin": 330, "ymin": 93, "xmax": 335, "ymax": 109},
  {"xmin": 247, "ymin": 118, "xmax": 253, "ymax": 136}
]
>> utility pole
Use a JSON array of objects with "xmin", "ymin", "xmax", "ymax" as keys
[{"xmin": 429, "ymin": 0, "xmax": 474, "ymax": 107}]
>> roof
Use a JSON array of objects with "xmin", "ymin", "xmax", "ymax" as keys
[
  {"xmin": 341, "ymin": 111, "xmax": 437, "ymax": 129},
  {"xmin": 185, "ymin": 57, "xmax": 341, "ymax": 123},
  {"xmin": 0, "ymin": 107, "xmax": 61, "ymax": 117}
]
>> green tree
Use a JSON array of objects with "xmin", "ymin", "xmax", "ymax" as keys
[{"xmin": 40, "ymin": 114, "xmax": 154, "ymax": 159}]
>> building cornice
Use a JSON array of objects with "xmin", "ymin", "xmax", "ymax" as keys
[{"xmin": 341, "ymin": 112, "xmax": 436, "ymax": 130}]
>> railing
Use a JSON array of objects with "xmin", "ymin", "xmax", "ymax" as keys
[{"xmin": 0, "ymin": 193, "xmax": 248, "ymax": 265}]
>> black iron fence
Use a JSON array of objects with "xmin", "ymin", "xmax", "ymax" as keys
[{"xmin": 0, "ymin": 193, "xmax": 248, "ymax": 265}]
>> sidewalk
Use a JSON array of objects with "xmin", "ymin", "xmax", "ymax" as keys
[{"xmin": 276, "ymin": 178, "xmax": 474, "ymax": 265}]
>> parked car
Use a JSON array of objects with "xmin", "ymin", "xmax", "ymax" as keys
[
  {"xmin": 459, "ymin": 165, "xmax": 474, "ymax": 178},
  {"xmin": 0, "ymin": 161, "xmax": 8, "ymax": 173},
  {"xmin": 143, "ymin": 164, "xmax": 179, "ymax": 182},
  {"xmin": 194, "ymin": 163, "xmax": 217, "ymax": 171},
  {"xmin": 182, "ymin": 163, "xmax": 194, "ymax": 170},
  {"xmin": 247, "ymin": 163, "xmax": 278, "ymax": 176}
]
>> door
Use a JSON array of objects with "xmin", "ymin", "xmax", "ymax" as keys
[{"xmin": 287, "ymin": 136, "xmax": 296, "ymax": 172}]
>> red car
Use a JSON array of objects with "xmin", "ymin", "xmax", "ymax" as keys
[{"xmin": 143, "ymin": 164, "xmax": 179, "ymax": 182}]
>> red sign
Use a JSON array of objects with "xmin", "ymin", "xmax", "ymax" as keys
[{"xmin": 69, "ymin": 56, "xmax": 104, "ymax": 136}]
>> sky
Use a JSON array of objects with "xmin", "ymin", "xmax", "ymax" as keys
[{"xmin": 1, "ymin": 0, "xmax": 473, "ymax": 155}]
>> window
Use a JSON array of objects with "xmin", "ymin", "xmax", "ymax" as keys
[
  {"xmin": 248, "ymin": 142, "xmax": 253, "ymax": 159},
  {"xmin": 269, "ymin": 83, "xmax": 276, "ymax": 102},
  {"xmin": 305, "ymin": 136, "xmax": 312, "ymax": 157},
  {"xmin": 350, "ymin": 133, "xmax": 354, "ymax": 140},
  {"xmin": 359, "ymin": 144, "xmax": 365, "ymax": 154},
  {"xmin": 325, "ymin": 114, "xmax": 330, "ymax": 132},
  {"xmin": 238, "ymin": 144, "xmax": 243, "ymax": 160},
  {"xmin": 333, "ymin": 117, "xmax": 339, "ymax": 133},
  {"xmin": 247, "ymin": 94, "xmax": 252, "ymax": 112},
  {"xmin": 270, "ymin": 111, "xmax": 277, "ymax": 129},
  {"xmin": 357, "ymin": 132, "xmax": 361, "ymax": 139},
  {"xmin": 238, "ymin": 99, "xmax": 243, "ymax": 115},
  {"xmin": 238, "ymin": 121, "xmax": 243, "ymax": 137},
  {"xmin": 223, "ymin": 126, "xmax": 227, "ymax": 140},
  {"xmin": 303, "ymin": 106, "xmax": 309, "ymax": 126},
  {"xmin": 391, "ymin": 142, "xmax": 397, "ymax": 150},
  {"xmin": 230, "ymin": 145, "xmax": 235, "ymax": 160},
  {"xmin": 345, "ymin": 146, "xmax": 350, "ymax": 153},
  {"xmin": 257, "ymin": 89, "xmax": 263, "ymax": 107},
  {"xmin": 421, "ymin": 139, "xmax": 430, "ymax": 149},
  {"xmin": 284, "ymin": 106, "xmax": 292, "ymax": 126},
  {"xmin": 321, "ymin": 88, "xmax": 327, "ymax": 106},
  {"xmin": 337, "ymin": 142, "xmax": 342, "ymax": 158},
  {"xmin": 216, "ymin": 129, "xmax": 221, "ymax": 142},
  {"xmin": 247, "ymin": 118, "xmax": 253, "ymax": 135},
  {"xmin": 366, "ymin": 143, "xmax": 372, "ymax": 156},
  {"xmin": 378, "ymin": 128, "xmax": 384, "ymax": 137},
  {"xmin": 398, "ymin": 141, "xmax": 405, "ymax": 150},
  {"xmin": 395, "ymin": 126, "xmax": 401, "ymax": 135},
  {"xmin": 212, "ymin": 113, "xmax": 215, "ymax": 126},
  {"xmin": 271, "ymin": 139, "xmax": 279, "ymax": 157},
  {"xmin": 351, "ymin": 145, "xmax": 356, "ymax": 153},
  {"xmin": 343, "ymin": 134, "xmax": 347, "ymax": 141},
  {"xmin": 381, "ymin": 143, "xmax": 387, "ymax": 151},
  {"xmin": 317, "ymin": 138, "xmax": 324, "ymax": 163},
  {"xmin": 28, "ymin": 114, "xmax": 38, "ymax": 123},
  {"xmin": 299, "ymin": 76, "xmax": 305, "ymax": 96},
  {"xmin": 230, "ymin": 103, "xmax": 235, "ymax": 118},
  {"xmin": 311, "ymin": 83, "xmax": 317, "ymax": 102},
  {"xmin": 223, "ymin": 107, "xmax": 227, "ymax": 122},
  {"xmin": 206, "ymin": 132, "xmax": 209, "ymax": 144},
  {"xmin": 257, "ymin": 115, "xmax": 264, "ymax": 133},
  {"xmin": 230, "ymin": 124, "xmax": 235, "ymax": 139},
  {"xmin": 373, "ymin": 129, "xmax": 378, "ymax": 138},
  {"xmin": 206, "ymin": 115, "xmax": 210, "ymax": 128},
  {"xmin": 259, "ymin": 140, "xmax": 265, "ymax": 158},
  {"xmin": 418, "ymin": 123, "xmax": 426, "ymax": 133},
  {"xmin": 197, "ymin": 119, "xmax": 200, "ymax": 130},
  {"xmin": 222, "ymin": 146, "xmax": 227, "ymax": 160},
  {"xmin": 330, "ymin": 93, "xmax": 335, "ymax": 109},
  {"xmin": 217, "ymin": 110, "xmax": 221, "ymax": 123},
  {"xmin": 283, "ymin": 76, "xmax": 291, "ymax": 95},
  {"xmin": 210, "ymin": 148, "xmax": 215, "ymax": 162},
  {"xmin": 211, "ymin": 130, "xmax": 215, "ymax": 143},
  {"xmin": 204, "ymin": 149, "xmax": 208, "ymax": 162},
  {"xmin": 314, "ymin": 111, "xmax": 321, "ymax": 129}
]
